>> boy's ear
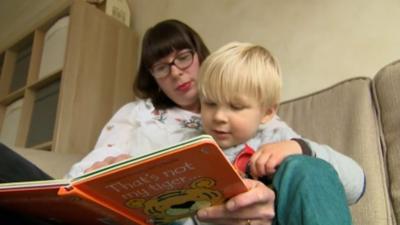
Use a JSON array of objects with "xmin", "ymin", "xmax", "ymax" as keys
[{"xmin": 261, "ymin": 105, "xmax": 277, "ymax": 124}]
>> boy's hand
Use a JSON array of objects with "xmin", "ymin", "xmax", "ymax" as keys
[{"xmin": 249, "ymin": 140, "xmax": 302, "ymax": 178}]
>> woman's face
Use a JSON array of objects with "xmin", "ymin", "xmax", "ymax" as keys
[{"xmin": 151, "ymin": 49, "xmax": 201, "ymax": 113}]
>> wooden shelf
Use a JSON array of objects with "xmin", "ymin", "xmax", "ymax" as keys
[
  {"xmin": 0, "ymin": 0, "xmax": 137, "ymax": 154},
  {"xmin": 0, "ymin": 88, "xmax": 25, "ymax": 105},
  {"xmin": 28, "ymin": 70, "xmax": 62, "ymax": 91},
  {"xmin": 30, "ymin": 141, "xmax": 53, "ymax": 151}
]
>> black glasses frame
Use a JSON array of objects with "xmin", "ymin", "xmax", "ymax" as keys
[{"xmin": 149, "ymin": 50, "xmax": 195, "ymax": 79}]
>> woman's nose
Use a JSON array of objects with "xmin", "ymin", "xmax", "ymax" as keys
[{"xmin": 170, "ymin": 64, "xmax": 183, "ymax": 78}]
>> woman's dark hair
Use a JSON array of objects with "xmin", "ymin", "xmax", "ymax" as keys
[{"xmin": 133, "ymin": 19, "xmax": 210, "ymax": 109}]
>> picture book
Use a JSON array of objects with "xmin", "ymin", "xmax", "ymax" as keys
[{"xmin": 0, "ymin": 135, "xmax": 248, "ymax": 225}]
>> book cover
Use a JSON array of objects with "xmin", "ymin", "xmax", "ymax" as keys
[
  {"xmin": 0, "ymin": 135, "xmax": 248, "ymax": 225},
  {"xmin": 0, "ymin": 180, "xmax": 132, "ymax": 225}
]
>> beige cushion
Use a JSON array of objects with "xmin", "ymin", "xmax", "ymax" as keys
[
  {"xmin": 278, "ymin": 77, "xmax": 393, "ymax": 225},
  {"xmin": 12, "ymin": 147, "xmax": 84, "ymax": 179},
  {"xmin": 373, "ymin": 59, "xmax": 400, "ymax": 223}
]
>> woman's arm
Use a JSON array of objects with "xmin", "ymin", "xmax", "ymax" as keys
[
  {"xmin": 65, "ymin": 99, "xmax": 203, "ymax": 179},
  {"xmin": 65, "ymin": 102, "xmax": 141, "ymax": 178}
]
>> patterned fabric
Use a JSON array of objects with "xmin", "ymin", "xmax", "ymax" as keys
[{"xmin": 66, "ymin": 99, "xmax": 202, "ymax": 178}]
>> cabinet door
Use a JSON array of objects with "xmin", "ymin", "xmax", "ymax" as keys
[
  {"xmin": 0, "ymin": 99, "xmax": 23, "ymax": 146},
  {"xmin": 26, "ymin": 80, "xmax": 60, "ymax": 148},
  {"xmin": 10, "ymin": 44, "xmax": 32, "ymax": 92},
  {"xmin": 53, "ymin": 1, "xmax": 137, "ymax": 154}
]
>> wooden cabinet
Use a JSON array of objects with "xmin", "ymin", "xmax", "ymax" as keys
[{"xmin": 0, "ymin": 0, "xmax": 137, "ymax": 154}]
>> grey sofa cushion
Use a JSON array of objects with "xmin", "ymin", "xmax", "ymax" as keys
[
  {"xmin": 278, "ymin": 77, "xmax": 393, "ymax": 225},
  {"xmin": 373, "ymin": 59, "xmax": 400, "ymax": 224}
]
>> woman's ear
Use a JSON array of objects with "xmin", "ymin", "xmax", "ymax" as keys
[{"xmin": 261, "ymin": 105, "xmax": 277, "ymax": 124}]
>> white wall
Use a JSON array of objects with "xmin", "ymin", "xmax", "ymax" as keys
[
  {"xmin": 128, "ymin": 0, "xmax": 400, "ymax": 100},
  {"xmin": 1, "ymin": 0, "xmax": 399, "ymax": 100},
  {"xmin": 0, "ymin": 0, "xmax": 71, "ymax": 52}
]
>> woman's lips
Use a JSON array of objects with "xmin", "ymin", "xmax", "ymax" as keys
[{"xmin": 177, "ymin": 81, "xmax": 192, "ymax": 92}]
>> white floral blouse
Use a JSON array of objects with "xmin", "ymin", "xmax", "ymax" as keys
[{"xmin": 66, "ymin": 99, "xmax": 203, "ymax": 178}]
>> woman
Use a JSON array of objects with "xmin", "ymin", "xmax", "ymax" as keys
[
  {"xmin": 67, "ymin": 20, "xmax": 362, "ymax": 225},
  {"xmin": 65, "ymin": 19, "xmax": 275, "ymax": 224}
]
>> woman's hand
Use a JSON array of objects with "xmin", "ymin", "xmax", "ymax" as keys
[
  {"xmin": 197, "ymin": 178, "xmax": 275, "ymax": 225},
  {"xmin": 84, "ymin": 154, "xmax": 131, "ymax": 173}
]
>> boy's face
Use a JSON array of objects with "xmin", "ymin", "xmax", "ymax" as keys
[{"xmin": 201, "ymin": 95, "xmax": 275, "ymax": 149}]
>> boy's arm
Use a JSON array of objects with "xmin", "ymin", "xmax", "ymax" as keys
[
  {"xmin": 303, "ymin": 139, "xmax": 366, "ymax": 204},
  {"xmin": 257, "ymin": 115, "xmax": 366, "ymax": 204}
]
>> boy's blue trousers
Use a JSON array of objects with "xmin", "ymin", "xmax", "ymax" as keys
[{"xmin": 272, "ymin": 155, "xmax": 353, "ymax": 225}]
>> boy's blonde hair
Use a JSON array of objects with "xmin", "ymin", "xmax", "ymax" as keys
[{"xmin": 198, "ymin": 42, "xmax": 281, "ymax": 109}]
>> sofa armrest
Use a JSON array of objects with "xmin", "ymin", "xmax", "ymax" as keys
[{"xmin": 373, "ymin": 59, "xmax": 400, "ymax": 224}]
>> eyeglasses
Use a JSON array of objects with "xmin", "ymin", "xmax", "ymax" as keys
[{"xmin": 150, "ymin": 50, "xmax": 195, "ymax": 79}]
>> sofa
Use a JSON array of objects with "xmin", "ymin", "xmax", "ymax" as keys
[
  {"xmin": 10, "ymin": 59, "xmax": 400, "ymax": 225},
  {"xmin": 278, "ymin": 59, "xmax": 400, "ymax": 225}
]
